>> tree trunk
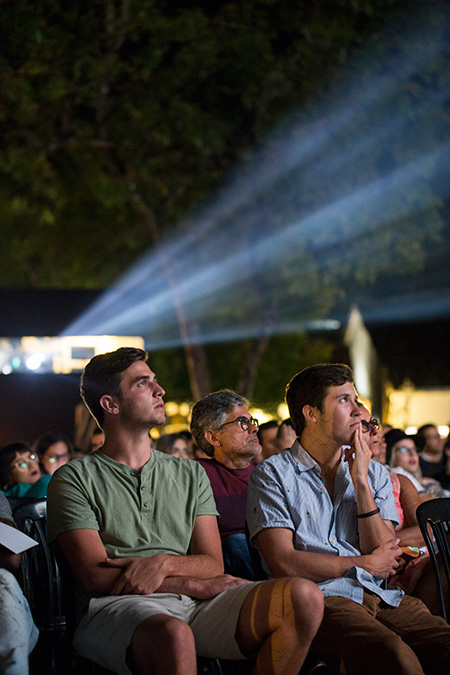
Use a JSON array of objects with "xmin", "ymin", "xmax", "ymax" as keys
[
  {"xmin": 236, "ymin": 335, "xmax": 271, "ymax": 400},
  {"xmin": 129, "ymin": 191, "xmax": 211, "ymax": 401}
]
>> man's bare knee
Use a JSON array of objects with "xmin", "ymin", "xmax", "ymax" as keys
[
  {"xmin": 288, "ymin": 577, "xmax": 324, "ymax": 636},
  {"xmin": 128, "ymin": 614, "xmax": 196, "ymax": 675}
]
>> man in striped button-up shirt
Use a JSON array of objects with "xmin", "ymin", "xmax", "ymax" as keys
[{"xmin": 247, "ymin": 363, "xmax": 450, "ymax": 675}]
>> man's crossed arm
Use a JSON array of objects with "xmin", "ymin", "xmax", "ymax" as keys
[{"xmin": 58, "ymin": 514, "xmax": 248, "ymax": 599}]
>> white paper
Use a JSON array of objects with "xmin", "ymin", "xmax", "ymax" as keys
[{"xmin": 0, "ymin": 522, "xmax": 39, "ymax": 554}]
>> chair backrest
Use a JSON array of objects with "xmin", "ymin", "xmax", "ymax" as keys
[
  {"xmin": 11, "ymin": 498, "xmax": 66, "ymax": 632},
  {"xmin": 416, "ymin": 497, "xmax": 450, "ymax": 621}
]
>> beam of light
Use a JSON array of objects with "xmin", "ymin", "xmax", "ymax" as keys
[{"xmin": 63, "ymin": 4, "xmax": 450, "ymax": 349}]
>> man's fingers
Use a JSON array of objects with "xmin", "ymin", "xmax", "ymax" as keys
[{"xmin": 105, "ymin": 556, "xmax": 131, "ymax": 567}]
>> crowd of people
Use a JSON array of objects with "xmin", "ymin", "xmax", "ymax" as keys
[{"xmin": 1, "ymin": 348, "xmax": 450, "ymax": 674}]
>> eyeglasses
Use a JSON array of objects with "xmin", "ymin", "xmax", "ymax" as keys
[
  {"xmin": 360, "ymin": 418, "xmax": 380, "ymax": 433},
  {"xmin": 11, "ymin": 453, "xmax": 39, "ymax": 471},
  {"xmin": 48, "ymin": 453, "xmax": 70, "ymax": 464},
  {"xmin": 220, "ymin": 416, "xmax": 259, "ymax": 432},
  {"xmin": 396, "ymin": 446, "xmax": 418, "ymax": 455}
]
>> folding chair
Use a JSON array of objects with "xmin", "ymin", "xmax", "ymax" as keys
[
  {"xmin": 416, "ymin": 497, "xmax": 450, "ymax": 621},
  {"xmin": 10, "ymin": 497, "xmax": 70, "ymax": 675}
]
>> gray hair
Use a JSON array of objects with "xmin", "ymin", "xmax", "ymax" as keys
[{"xmin": 190, "ymin": 389, "xmax": 248, "ymax": 457}]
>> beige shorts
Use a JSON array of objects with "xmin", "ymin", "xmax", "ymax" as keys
[{"xmin": 73, "ymin": 583, "xmax": 259, "ymax": 675}]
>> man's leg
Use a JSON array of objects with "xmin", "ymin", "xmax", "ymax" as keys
[
  {"xmin": 235, "ymin": 577, "xmax": 324, "ymax": 675},
  {"xmin": 126, "ymin": 613, "xmax": 196, "ymax": 675},
  {"xmin": 377, "ymin": 594, "xmax": 450, "ymax": 675},
  {"xmin": 73, "ymin": 593, "xmax": 200, "ymax": 675},
  {"xmin": 310, "ymin": 593, "xmax": 424, "ymax": 675},
  {"xmin": 0, "ymin": 569, "xmax": 39, "ymax": 675}
]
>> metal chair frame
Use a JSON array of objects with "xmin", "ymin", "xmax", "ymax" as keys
[{"xmin": 416, "ymin": 497, "xmax": 450, "ymax": 621}]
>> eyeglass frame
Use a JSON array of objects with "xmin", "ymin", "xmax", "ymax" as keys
[
  {"xmin": 10, "ymin": 453, "xmax": 39, "ymax": 472},
  {"xmin": 360, "ymin": 417, "xmax": 380, "ymax": 433},
  {"xmin": 219, "ymin": 416, "xmax": 259, "ymax": 432},
  {"xmin": 395, "ymin": 445, "xmax": 418, "ymax": 455},
  {"xmin": 47, "ymin": 452, "xmax": 70, "ymax": 464}
]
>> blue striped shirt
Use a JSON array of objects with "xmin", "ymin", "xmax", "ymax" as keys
[{"xmin": 247, "ymin": 440, "xmax": 403, "ymax": 606}]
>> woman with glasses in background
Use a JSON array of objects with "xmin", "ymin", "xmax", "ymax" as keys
[
  {"xmin": 0, "ymin": 442, "xmax": 52, "ymax": 498},
  {"xmin": 385, "ymin": 429, "xmax": 447, "ymax": 498},
  {"xmin": 33, "ymin": 431, "xmax": 73, "ymax": 476}
]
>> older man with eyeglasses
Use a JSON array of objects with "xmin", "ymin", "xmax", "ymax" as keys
[{"xmin": 190, "ymin": 390, "xmax": 262, "ymax": 580}]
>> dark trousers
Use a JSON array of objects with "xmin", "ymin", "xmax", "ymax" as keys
[{"xmin": 311, "ymin": 591, "xmax": 450, "ymax": 675}]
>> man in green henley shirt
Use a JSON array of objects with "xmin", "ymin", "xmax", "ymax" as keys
[{"xmin": 47, "ymin": 347, "xmax": 323, "ymax": 675}]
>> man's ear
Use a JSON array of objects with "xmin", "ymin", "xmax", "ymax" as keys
[
  {"xmin": 100, "ymin": 394, "xmax": 120, "ymax": 417},
  {"xmin": 204, "ymin": 429, "xmax": 221, "ymax": 448},
  {"xmin": 302, "ymin": 404, "xmax": 318, "ymax": 424}
]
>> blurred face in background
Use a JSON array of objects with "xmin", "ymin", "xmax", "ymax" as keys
[
  {"xmin": 392, "ymin": 438, "xmax": 419, "ymax": 474},
  {"xmin": 423, "ymin": 426, "xmax": 444, "ymax": 456},
  {"xmin": 359, "ymin": 407, "xmax": 380, "ymax": 458},
  {"xmin": 171, "ymin": 438, "xmax": 191, "ymax": 459},
  {"xmin": 40, "ymin": 441, "xmax": 70, "ymax": 475},
  {"xmin": 10, "ymin": 451, "xmax": 41, "ymax": 485}
]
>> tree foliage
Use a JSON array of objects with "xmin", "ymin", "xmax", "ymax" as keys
[
  {"xmin": 2, "ymin": 0, "xmax": 448, "ymax": 403},
  {"xmin": 0, "ymin": 0, "xmax": 403, "ymax": 288}
]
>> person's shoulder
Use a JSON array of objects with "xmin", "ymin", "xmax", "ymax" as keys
[
  {"xmin": 196, "ymin": 458, "xmax": 221, "ymax": 476},
  {"xmin": 154, "ymin": 452, "xmax": 204, "ymax": 477},
  {"xmin": 369, "ymin": 458, "xmax": 389, "ymax": 476},
  {"xmin": 51, "ymin": 451, "xmax": 101, "ymax": 482},
  {"xmin": 252, "ymin": 448, "xmax": 295, "ymax": 476}
]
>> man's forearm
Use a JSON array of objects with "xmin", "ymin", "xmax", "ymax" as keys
[
  {"xmin": 355, "ymin": 480, "xmax": 395, "ymax": 553},
  {"xmin": 158, "ymin": 552, "xmax": 223, "ymax": 580},
  {"xmin": 268, "ymin": 548, "xmax": 362, "ymax": 583}
]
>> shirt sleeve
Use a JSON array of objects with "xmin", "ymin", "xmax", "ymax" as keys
[
  {"xmin": 370, "ymin": 461, "xmax": 399, "ymax": 528},
  {"xmin": 0, "ymin": 493, "xmax": 13, "ymax": 521},
  {"xmin": 246, "ymin": 461, "xmax": 294, "ymax": 545},
  {"xmin": 47, "ymin": 467, "xmax": 100, "ymax": 543},
  {"xmin": 195, "ymin": 464, "xmax": 219, "ymax": 518}
]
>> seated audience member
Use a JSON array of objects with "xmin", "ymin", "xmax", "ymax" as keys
[
  {"xmin": 256, "ymin": 420, "xmax": 279, "ymax": 460},
  {"xmin": 177, "ymin": 430, "xmax": 195, "ymax": 459},
  {"xmin": 247, "ymin": 363, "xmax": 450, "ymax": 674},
  {"xmin": 0, "ymin": 493, "xmax": 39, "ymax": 675},
  {"xmin": 273, "ymin": 418, "xmax": 297, "ymax": 454},
  {"xmin": 155, "ymin": 433, "xmax": 191, "ymax": 459},
  {"xmin": 432, "ymin": 434, "xmax": 450, "ymax": 491},
  {"xmin": 34, "ymin": 432, "xmax": 73, "ymax": 476},
  {"xmin": 47, "ymin": 347, "xmax": 323, "ymax": 675},
  {"xmin": 385, "ymin": 429, "xmax": 445, "ymax": 498},
  {"xmin": 416, "ymin": 424, "xmax": 445, "ymax": 478},
  {"xmin": 0, "ymin": 443, "xmax": 51, "ymax": 498},
  {"xmin": 190, "ymin": 390, "xmax": 261, "ymax": 580},
  {"xmin": 377, "ymin": 425, "xmax": 388, "ymax": 464},
  {"xmin": 359, "ymin": 408, "xmax": 445, "ymax": 614}
]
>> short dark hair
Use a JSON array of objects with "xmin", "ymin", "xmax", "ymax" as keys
[
  {"xmin": 34, "ymin": 432, "xmax": 74, "ymax": 458},
  {"xmin": 80, "ymin": 347, "xmax": 148, "ymax": 427},
  {"xmin": 0, "ymin": 441, "xmax": 31, "ymax": 491},
  {"xmin": 384, "ymin": 429, "xmax": 410, "ymax": 465},
  {"xmin": 257, "ymin": 420, "xmax": 279, "ymax": 443},
  {"xmin": 286, "ymin": 363, "xmax": 354, "ymax": 436},
  {"xmin": 190, "ymin": 389, "xmax": 247, "ymax": 457},
  {"xmin": 415, "ymin": 424, "xmax": 438, "ymax": 452}
]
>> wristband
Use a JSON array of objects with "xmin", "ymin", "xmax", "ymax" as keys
[{"xmin": 357, "ymin": 507, "xmax": 380, "ymax": 519}]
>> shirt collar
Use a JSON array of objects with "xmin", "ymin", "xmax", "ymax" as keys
[
  {"xmin": 291, "ymin": 440, "xmax": 321, "ymax": 472},
  {"xmin": 292, "ymin": 440, "xmax": 348, "ymax": 475}
]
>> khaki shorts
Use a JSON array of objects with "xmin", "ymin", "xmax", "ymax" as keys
[{"xmin": 73, "ymin": 583, "xmax": 259, "ymax": 675}]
